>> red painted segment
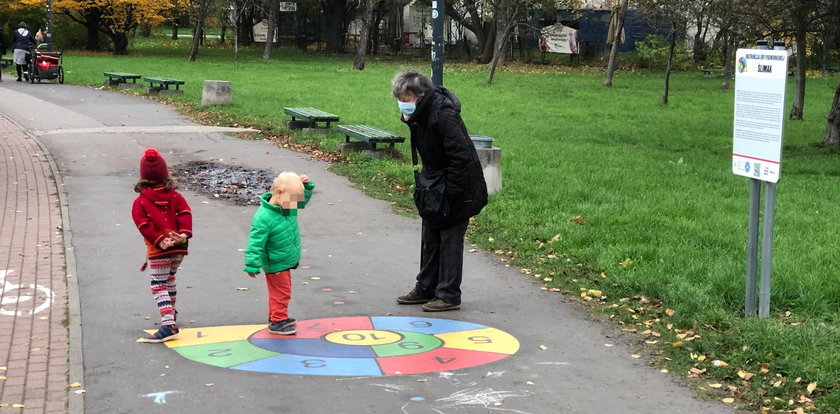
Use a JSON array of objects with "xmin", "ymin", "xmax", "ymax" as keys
[{"xmin": 377, "ymin": 347, "xmax": 509, "ymax": 375}]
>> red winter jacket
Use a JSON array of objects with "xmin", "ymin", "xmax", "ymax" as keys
[{"xmin": 131, "ymin": 187, "xmax": 193, "ymax": 259}]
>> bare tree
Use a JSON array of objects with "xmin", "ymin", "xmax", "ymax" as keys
[
  {"xmin": 353, "ymin": 0, "xmax": 375, "ymax": 70},
  {"xmin": 189, "ymin": 0, "xmax": 213, "ymax": 61},
  {"xmin": 826, "ymin": 85, "xmax": 840, "ymax": 145},
  {"xmin": 604, "ymin": 0, "xmax": 629, "ymax": 87},
  {"xmin": 263, "ymin": 0, "xmax": 279, "ymax": 59},
  {"xmin": 487, "ymin": 2, "xmax": 522, "ymax": 84}
]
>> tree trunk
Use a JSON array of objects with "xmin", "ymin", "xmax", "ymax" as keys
[
  {"xmin": 140, "ymin": 24, "xmax": 152, "ymax": 38},
  {"xmin": 323, "ymin": 0, "xmax": 348, "ymax": 53},
  {"xmin": 693, "ymin": 15, "xmax": 705, "ymax": 63},
  {"xmin": 220, "ymin": 23, "xmax": 226, "ymax": 44},
  {"xmin": 490, "ymin": 0, "xmax": 511, "ymax": 67},
  {"xmin": 83, "ymin": 9, "xmax": 102, "ymax": 50},
  {"xmin": 487, "ymin": 5, "xmax": 519, "ymax": 85},
  {"xmin": 353, "ymin": 0, "xmax": 374, "ymax": 70},
  {"xmin": 111, "ymin": 32, "xmax": 129, "ymax": 55},
  {"xmin": 604, "ymin": 0, "xmax": 628, "ymax": 87},
  {"xmin": 171, "ymin": 0, "xmax": 180, "ymax": 39},
  {"xmin": 189, "ymin": 0, "xmax": 209, "ymax": 61},
  {"xmin": 824, "ymin": 84, "xmax": 840, "ymax": 145},
  {"xmin": 720, "ymin": 32, "xmax": 736, "ymax": 90},
  {"xmin": 789, "ymin": 22, "xmax": 807, "ymax": 120},
  {"xmin": 263, "ymin": 0, "xmax": 279, "ymax": 59},
  {"xmin": 663, "ymin": 23, "xmax": 677, "ymax": 105},
  {"xmin": 479, "ymin": 20, "xmax": 496, "ymax": 64}
]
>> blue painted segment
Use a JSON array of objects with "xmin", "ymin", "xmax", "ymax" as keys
[
  {"xmin": 410, "ymin": 397, "xmax": 425, "ymax": 402},
  {"xmin": 233, "ymin": 354, "xmax": 383, "ymax": 376},
  {"xmin": 371, "ymin": 316, "xmax": 486, "ymax": 335},
  {"xmin": 250, "ymin": 337, "xmax": 375, "ymax": 358}
]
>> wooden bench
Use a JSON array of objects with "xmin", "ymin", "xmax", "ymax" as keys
[
  {"xmin": 283, "ymin": 107, "xmax": 339, "ymax": 129},
  {"xmin": 143, "ymin": 77, "xmax": 185, "ymax": 90},
  {"xmin": 104, "ymin": 72, "xmax": 141, "ymax": 85},
  {"xmin": 336, "ymin": 124, "xmax": 405, "ymax": 150},
  {"xmin": 699, "ymin": 68, "xmax": 723, "ymax": 77},
  {"xmin": 0, "ymin": 58, "xmax": 12, "ymax": 68}
]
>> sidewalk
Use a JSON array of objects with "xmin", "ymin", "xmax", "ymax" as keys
[{"xmin": 0, "ymin": 114, "xmax": 70, "ymax": 413}]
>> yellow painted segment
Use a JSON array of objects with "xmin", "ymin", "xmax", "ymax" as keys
[
  {"xmin": 143, "ymin": 325, "xmax": 264, "ymax": 348},
  {"xmin": 325, "ymin": 330, "xmax": 402, "ymax": 346},
  {"xmin": 436, "ymin": 328, "xmax": 520, "ymax": 355}
]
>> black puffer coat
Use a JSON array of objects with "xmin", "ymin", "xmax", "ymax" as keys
[{"xmin": 403, "ymin": 86, "xmax": 488, "ymax": 228}]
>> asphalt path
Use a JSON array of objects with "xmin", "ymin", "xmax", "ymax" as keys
[{"xmin": 0, "ymin": 82, "xmax": 734, "ymax": 413}]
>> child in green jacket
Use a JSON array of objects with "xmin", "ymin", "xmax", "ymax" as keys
[{"xmin": 244, "ymin": 172, "xmax": 314, "ymax": 335}]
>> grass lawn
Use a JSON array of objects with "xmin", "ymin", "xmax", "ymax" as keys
[{"xmin": 63, "ymin": 36, "xmax": 840, "ymax": 411}]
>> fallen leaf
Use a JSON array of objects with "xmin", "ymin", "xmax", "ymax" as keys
[
  {"xmin": 202, "ymin": 201, "xmax": 209, "ymax": 204},
  {"xmin": 737, "ymin": 370, "xmax": 755, "ymax": 380},
  {"xmin": 571, "ymin": 215, "xmax": 585, "ymax": 225},
  {"xmin": 236, "ymin": 287, "xmax": 249, "ymax": 291},
  {"xmin": 712, "ymin": 360, "xmax": 729, "ymax": 367},
  {"xmin": 665, "ymin": 309, "xmax": 676, "ymax": 316},
  {"xmin": 13, "ymin": 403, "xmax": 25, "ymax": 408},
  {"xmin": 807, "ymin": 382, "xmax": 817, "ymax": 395},
  {"xmin": 672, "ymin": 341, "xmax": 684, "ymax": 348},
  {"xmin": 0, "ymin": 375, "xmax": 6, "ymax": 380},
  {"xmin": 619, "ymin": 258, "xmax": 634, "ymax": 268},
  {"xmin": 539, "ymin": 345, "xmax": 548, "ymax": 350},
  {"xmin": 488, "ymin": 237, "xmax": 495, "ymax": 242},
  {"xmin": 416, "ymin": 378, "xmax": 428, "ymax": 383},
  {"xmin": 526, "ymin": 381, "xmax": 535, "ymax": 385},
  {"xmin": 630, "ymin": 354, "xmax": 641, "ymax": 359},
  {"xmin": 722, "ymin": 398, "xmax": 734, "ymax": 403},
  {"xmin": 588, "ymin": 289, "xmax": 602, "ymax": 297},
  {"xmin": 69, "ymin": 382, "xmax": 81, "ymax": 388},
  {"xmin": 604, "ymin": 344, "xmax": 614, "ymax": 347},
  {"xmin": 708, "ymin": 383, "xmax": 723, "ymax": 388},
  {"xmin": 660, "ymin": 369, "xmax": 668, "ymax": 373},
  {"xmin": 205, "ymin": 383, "xmax": 214, "ymax": 387},
  {"xmin": 772, "ymin": 380, "xmax": 782, "ymax": 387}
]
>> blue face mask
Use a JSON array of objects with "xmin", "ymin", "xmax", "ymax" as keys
[{"xmin": 398, "ymin": 101, "xmax": 416, "ymax": 115}]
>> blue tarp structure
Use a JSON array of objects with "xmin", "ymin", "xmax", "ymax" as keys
[{"xmin": 578, "ymin": 10, "xmax": 651, "ymax": 53}]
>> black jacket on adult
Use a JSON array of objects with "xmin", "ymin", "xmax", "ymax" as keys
[
  {"xmin": 403, "ymin": 86, "xmax": 488, "ymax": 228},
  {"xmin": 12, "ymin": 28, "xmax": 35, "ymax": 51}
]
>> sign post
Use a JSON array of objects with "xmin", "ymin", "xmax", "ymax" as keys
[
  {"xmin": 733, "ymin": 41, "xmax": 788, "ymax": 318},
  {"xmin": 431, "ymin": 0, "xmax": 444, "ymax": 86}
]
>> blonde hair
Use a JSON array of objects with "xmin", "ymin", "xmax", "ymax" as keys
[{"xmin": 271, "ymin": 172, "xmax": 303, "ymax": 193}]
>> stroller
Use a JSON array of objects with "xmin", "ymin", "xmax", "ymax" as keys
[{"xmin": 25, "ymin": 43, "xmax": 64, "ymax": 84}]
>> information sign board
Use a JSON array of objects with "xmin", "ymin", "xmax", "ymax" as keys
[{"xmin": 732, "ymin": 49, "xmax": 789, "ymax": 183}]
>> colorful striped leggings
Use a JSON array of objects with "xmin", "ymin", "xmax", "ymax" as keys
[{"xmin": 148, "ymin": 256, "xmax": 183, "ymax": 326}]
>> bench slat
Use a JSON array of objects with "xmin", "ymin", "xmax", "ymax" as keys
[
  {"xmin": 337, "ymin": 124, "xmax": 405, "ymax": 143},
  {"xmin": 283, "ymin": 107, "xmax": 339, "ymax": 121}
]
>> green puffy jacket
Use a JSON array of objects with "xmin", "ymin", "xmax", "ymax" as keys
[{"xmin": 244, "ymin": 181, "xmax": 314, "ymax": 274}]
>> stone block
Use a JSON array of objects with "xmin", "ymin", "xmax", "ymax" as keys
[
  {"xmin": 118, "ymin": 82, "xmax": 141, "ymax": 89},
  {"xmin": 201, "ymin": 80, "xmax": 232, "ymax": 106},
  {"xmin": 159, "ymin": 89, "xmax": 184, "ymax": 96},
  {"xmin": 302, "ymin": 127, "xmax": 331, "ymax": 134},
  {"xmin": 284, "ymin": 120, "xmax": 310, "ymax": 130},
  {"xmin": 337, "ymin": 141, "xmax": 370, "ymax": 153},
  {"xmin": 146, "ymin": 86, "xmax": 162, "ymax": 95}
]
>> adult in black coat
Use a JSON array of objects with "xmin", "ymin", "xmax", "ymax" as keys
[
  {"xmin": 392, "ymin": 70, "xmax": 488, "ymax": 312},
  {"xmin": 0, "ymin": 27, "xmax": 6, "ymax": 82},
  {"xmin": 11, "ymin": 22, "xmax": 36, "ymax": 82}
]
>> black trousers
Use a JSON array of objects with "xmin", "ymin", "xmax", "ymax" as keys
[{"xmin": 414, "ymin": 219, "xmax": 469, "ymax": 305}]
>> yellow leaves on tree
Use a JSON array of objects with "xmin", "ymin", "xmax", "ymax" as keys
[{"xmin": 16, "ymin": 0, "xmax": 173, "ymax": 35}]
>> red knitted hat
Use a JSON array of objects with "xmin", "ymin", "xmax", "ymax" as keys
[{"xmin": 140, "ymin": 149, "xmax": 169, "ymax": 182}]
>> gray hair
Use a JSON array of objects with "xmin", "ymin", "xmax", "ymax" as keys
[{"xmin": 391, "ymin": 70, "xmax": 433, "ymax": 98}]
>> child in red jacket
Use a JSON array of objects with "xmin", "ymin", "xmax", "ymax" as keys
[{"xmin": 131, "ymin": 149, "xmax": 192, "ymax": 343}]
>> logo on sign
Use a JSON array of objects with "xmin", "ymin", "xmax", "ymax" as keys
[
  {"xmin": 737, "ymin": 57, "xmax": 748, "ymax": 73},
  {"xmin": 745, "ymin": 162, "xmax": 751, "ymax": 173}
]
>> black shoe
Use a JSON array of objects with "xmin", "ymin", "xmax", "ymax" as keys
[
  {"xmin": 421, "ymin": 299, "xmax": 460, "ymax": 312},
  {"xmin": 396, "ymin": 288, "xmax": 434, "ymax": 305},
  {"xmin": 17, "ymin": 78, "xmax": 22, "ymax": 82},
  {"xmin": 269, "ymin": 320, "xmax": 297, "ymax": 335}
]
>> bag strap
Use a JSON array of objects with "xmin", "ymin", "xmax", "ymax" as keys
[{"xmin": 410, "ymin": 132, "xmax": 419, "ymax": 167}]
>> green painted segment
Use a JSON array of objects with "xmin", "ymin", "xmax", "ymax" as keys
[
  {"xmin": 174, "ymin": 340, "xmax": 279, "ymax": 368},
  {"xmin": 371, "ymin": 331, "xmax": 442, "ymax": 357}
]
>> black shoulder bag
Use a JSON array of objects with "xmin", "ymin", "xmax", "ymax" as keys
[{"xmin": 411, "ymin": 137, "xmax": 449, "ymax": 221}]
